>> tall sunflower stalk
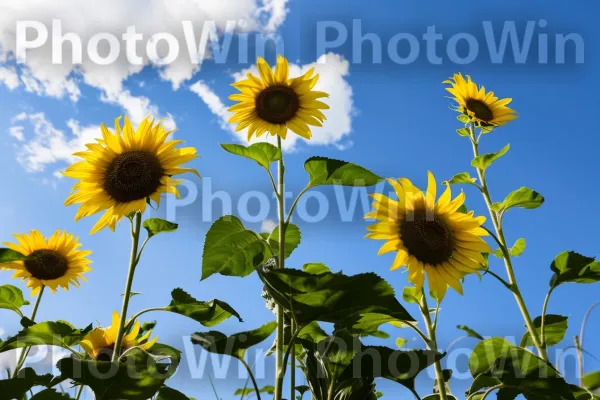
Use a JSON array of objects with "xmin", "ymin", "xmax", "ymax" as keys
[
  {"xmin": 228, "ymin": 55, "xmax": 329, "ymax": 400},
  {"xmin": 443, "ymin": 74, "xmax": 547, "ymax": 360}
]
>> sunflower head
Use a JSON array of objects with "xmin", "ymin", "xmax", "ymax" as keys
[
  {"xmin": 80, "ymin": 311, "xmax": 157, "ymax": 361},
  {"xmin": 444, "ymin": 73, "xmax": 517, "ymax": 127},
  {"xmin": 64, "ymin": 116, "xmax": 199, "ymax": 234},
  {"xmin": 2, "ymin": 230, "xmax": 92, "ymax": 295},
  {"xmin": 228, "ymin": 55, "xmax": 330, "ymax": 141},
  {"xmin": 365, "ymin": 172, "xmax": 492, "ymax": 300}
]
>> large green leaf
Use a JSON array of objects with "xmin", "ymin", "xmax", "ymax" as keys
[
  {"xmin": 29, "ymin": 389, "xmax": 71, "ymax": 399},
  {"xmin": 341, "ymin": 313, "xmax": 401, "ymax": 338},
  {"xmin": 303, "ymin": 263, "xmax": 330, "ymax": 274},
  {"xmin": 0, "ymin": 321, "xmax": 92, "ymax": 353},
  {"xmin": 550, "ymin": 251, "xmax": 600, "ymax": 288},
  {"xmin": 583, "ymin": 371, "xmax": 600, "ymax": 391},
  {"xmin": 201, "ymin": 216, "xmax": 272, "ymax": 280},
  {"xmin": 0, "ymin": 284, "xmax": 30, "ymax": 317},
  {"xmin": 340, "ymin": 346, "xmax": 443, "ymax": 391},
  {"xmin": 191, "ymin": 321, "xmax": 277, "ymax": 360},
  {"xmin": 166, "ymin": 288, "xmax": 242, "ymax": 326},
  {"xmin": 256, "ymin": 260, "xmax": 414, "ymax": 328},
  {"xmin": 471, "ymin": 144, "xmax": 510, "ymax": 170},
  {"xmin": 520, "ymin": 315, "xmax": 568, "ymax": 347},
  {"xmin": 457, "ymin": 325, "xmax": 484, "ymax": 340},
  {"xmin": 469, "ymin": 337, "xmax": 515, "ymax": 376},
  {"xmin": 492, "ymin": 187, "xmax": 544, "ymax": 213},
  {"xmin": 143, "ymin": 218, "xmax": 178, "ymax": 238},
  {"xmin": 304, "ymin": 157, "xmax": 382, "ymax": 187},
  {"xmin": 0, "ymin": 248, "xmax": 27, "ymax": 263},
  {"xmin": 221, "ymin": 143, "xmax": 282, "ymax": 169},
  {"xmin": 268, "ymin": 223, "xmax": 301, "ymax": 259},
  {"xmin": 0, "ymin": 368, "xmax": 54, "ymax": 399},
  {"xmin": 58, "ymin": 345, "xmax": 180, "ymax": 400}
]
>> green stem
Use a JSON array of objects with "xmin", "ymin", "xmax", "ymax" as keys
[
  {"xmin": 208, "ymin": 375, "xmax": 221, "ymax": 400},
  {"xmin": 240, "ymin": 358, "xmax": 262, "ymax": 400},
  {"xmin": 468, "ymin": 124, "xmax": 547, "ymax": 361},
  {"xmin": 274, "ymin": 135, "xmax": 286, "ymax": 400},
  {"xmin": 539, "ymin": 287, "xmax": 554, "ymax": 350},
  {"xmin": 285, "ymin": 185, "xmax": 311, "ymax": 226},
  {"xmin": 124, "ymin": 307, "xmax": 167, "ymax": 331},
  {"xmin": 290, "ymin": 318, "xmax": 296, "ymax": 400},
  {"xmin": 419, "ymin": 291, "xmax": 448, "ymax": 400},
  {"xmin": 111, "ymin": 212, "xmax": 143, "ymax": 362},
  {"xmin": 477, "ymin": 384, "xmax": 503, "ymax": 400},
  {"xmin": 75, "ymin": 385, "xmax": 84, "ymax": 400},
  {"xmin": 575, "ymin": 336, "xmax": 584, "ymax": 387},
  {"xmin": 12, "ymin": 286, "xmax": 45, "ymax": 378}
]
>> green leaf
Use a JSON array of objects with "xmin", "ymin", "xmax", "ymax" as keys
[
  {"xmin": 520, "ymin": 314, "xmax": 568, "ymax": 347},
  {"xmin": 268, "ymin": 223, "xmax": 301, "ymax": 259},
  {"xmin": 143, "ymin": 218, "xmax": 178, "ymax": 238},
  {"xmin": 395, "ymin": 337, "xmax": 407, "ymax": 348},
  {"xmin": 304, "ymin": 157, "xmax": 382, "ymax": 187},
  {"xmin": 256, "ymin": 260, "xmax": 414, "ymax": 328},
  {"xmin": 496, "ymin": 187, "xmax": 544, "ymax": 212},
  {"xmin": 402, "ymin": 286, "xmax": 420, "ymax": 304},
  {"xmin": 234, "ymin": 386, "xmax": 275, "ymax": 396},
  {"xmin": 493, "ymin": 238, "xmax": 526, "ymax": 258},
  {"xmin": 303, "ymin": 263, "xmax": 330, "ymax": 274},
  {"xmin": 471, "ymin": 143, "xmax": 510, "ymax": 170},
  {"xmin": 0, "ymin": 368, "xmax": 53, "ymax": 399},
  {"xmin": 58, "ymin": 345, "xmax": 180, "ymax": 400},
  {"xmin": 0, "ymin": 248, "xmax": 27, "ymax": 263},
  {"xmin": 550, "ymin": 251, "xmax": 600, "ymax": 288},
  {"xmin": 340, "ymin": 346, "xmax": 443, "ymax": 391},
  {"xmin": 221, "ymin": 143, "xmax": 282, "ymax": 169},
  {"xmin": 583, "ymin": 371, "xmax": 600, "ymax": 391},
  {"xmin": 191, "ymin": 321, "xmax": 277, "ymax": 360},
  {"xmin": 166, "ymin": 288, "xmax": 242, "ymax": 326},
  {"xmin": 457, "ymin": 325, "xmax": 484, "ymax": 340},
  {"xmin": 201, "ymin": 216, "xmax": 272, "ymax": 280},
  {"xmin": 0, "ymin": 321, "xmax": 92, "ymax": 353},
  {"xmin": 456, "ymin": 128, "xmax": 470, "ymax": 137},
  {"xmin": 469, "ymin": 337, "xmax": 515, "ymax": 377},
  {"xmin": 343, "ymin": 313, "xmax": 403, "ymax": 338},
  {"xmin": 157, "ymin": 386, "xmax": 192, "ymax": 400},
  {"xmin": 457, "ymin": 114, "xmax": 470, "ymax": 123},
  {"xmin": 447, "ymin": 172, "xmax": 477, "ymax": 186},
  {"xmin": 0, "ymin": 284, "xmax": 30, "ymax": 317}
]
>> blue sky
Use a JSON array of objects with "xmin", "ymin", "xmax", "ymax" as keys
[{"xmin": 0, "ymin": 0, "xmax": 599, "ymax": 398}]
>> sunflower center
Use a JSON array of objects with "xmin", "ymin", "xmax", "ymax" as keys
[
  {"xmin": 103, "ymin": 150, "xmax": 164, "ymax": 203},
  {"xmin": 466, "ymin": 99, "xmax": 494, "ymax": 122},
  {"xmin": 255, "ymin": 85, "xmax": 300, "ymax": 124},
  {"xmin": 400, "ymin": 209, "xmax": 454, "ymax": 265},
  {"xmin": 96, "ymin": 344, "xmax": 115, "ymax": 362},
  {"xmin": 24, "ymin": 250, "xmax": 69, "ymax": 280}
]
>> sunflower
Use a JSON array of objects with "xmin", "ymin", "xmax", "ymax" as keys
[
  {"xmin": 228, "ymin": 55, "xmax": 330, "ymax": 141},
  {"xmin": 444, "ymin": 73, "xmax": 517, "ymax": 127},
  {"xmin": 365, "ymin": 172, "xmax": 492, "ymax": 300},
  {"xmin": 64, "ymin": 116, "xmax": 199, "ymax": 234},
  {"xmin": 80, "ymin": 311, "xmax": 157, "ymax": 361},
  {"xmin": 2, "ymin": 230, "xmax": 92, "ymax": 295}
]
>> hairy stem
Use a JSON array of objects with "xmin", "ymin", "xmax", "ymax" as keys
[
  {"xmin": 274, "ymin": 135, "xmax": 286, "ymax": 400},
  {"xmin": 468, "ymin": 124, "xmax": 547, "ymax": 361},
  {"xmin": 12, "ymin": 286, "xmax": 45, "ymax": 378},
  {"xmin": 112, "ymin": 212, "xmax": 142, "ymax": 362},
  {"xmin": 420, "ymin": 291, "xmax": 448, "ymax": 400}
]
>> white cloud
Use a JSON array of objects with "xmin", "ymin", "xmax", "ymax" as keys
[
  {"xmin": 8, "ymin": 126, "xmax": 25, "ymax": 141},
  {"xmin": 9, "ymin": 112, "xmax": 101, "ymax": 172},
  {"xmin": 0, "ymin": 66, "xmax": 20, "ymax": 90},
  {"xmin": 190, "ymin": 52, "xmax": 354, "ymax": 152},
  {"xmin": 0, "ymin": 327, "xmax": 5, "ymax": 337},
  {"xmin": 260, "ymin": 219, "xmax": 277, "ymax": 233}
]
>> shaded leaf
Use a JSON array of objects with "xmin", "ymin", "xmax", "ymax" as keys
[
  {"xmin": 0, "ymin": 248, "xmax": 27, "ymax": 263},
  {"xmin": 0, "ymin": 284, "xmax": 30, "ymax": 318},
  {"xmin": 0, "ymin": 368, "xmax": 53, "ymax": 399},
  {"xmin": 201, "ymin": 216, "xmax": 272, "ymax": 280},
  {"xmin": 469, "ymin": 337, "xmax": 515, "ymax": 377},
  {"xmin": 521, "ymin": 315, "xmax": 568, "ymax": 347},
  {"xmin": 304, "ymin": 157, "xmax": 382, "ymax": 187},
  {"xmin": 30, "ymin": 389, "xmax": 71, "ymax": 399},
  {"xmin": 256, "ymin": 260, "xmax": 414, "ymax": 328},
  {"xmin": 143, "ymin": 218, "xmax": 178, "ymax": 238},
  {"xmin": 221, "ymin": 143, "xmax": 282, "ymax": 169},
  {"xmin": 0, "ymin": 321, "xmax": 92, "ymax": 353},
  {"xmin": 342, "ymin": 313, "xmax": 402, "ymax": 338},
  {"xmin": 58, "ymin": 345, "xmax": 180, "ymax": 400},
  {"xmin": 166, "ymin": 288, "xmax": 242, "ymax": 326},
  {"xmin": 550, "ymin": 251, "xmax": 600, "ymax": 288},
  {"xmin": 191, "ymin": 321, "xmax": 277, "ymax": 360},
  {"xmin": 583, "ymin": 371, "xmax": 600, "ymax": 391},
  {"xmin": 457, "ymin": 325, "xmax": 484, "ymax": 340},
  {"xmin": 422, "ymin": 394, "xmax": 458, "ymax": 400},
  {"xmin": 269, "ymin": 224, "xmax": 301, "ymax": 259},
  {"xmin": 157, "ymin": 386, "xmax": 192, "ymax": 400},
  {"xmin": 471, "ymin": 144, "xmax": 510, "ymax": 170}
]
